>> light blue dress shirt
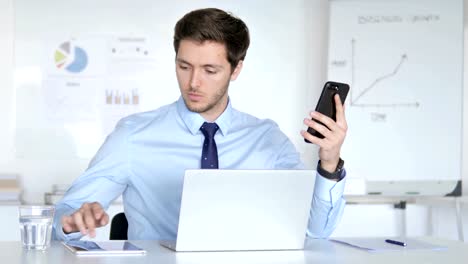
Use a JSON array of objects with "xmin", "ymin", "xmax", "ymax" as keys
[{"xmin": 53, "ymin": 97, "xmax": 346, "ymax": 241}]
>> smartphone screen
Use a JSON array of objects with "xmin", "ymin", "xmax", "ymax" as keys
[{"xmin": 305, "ymin": 81, "xmax": 349, "ymax": 143}]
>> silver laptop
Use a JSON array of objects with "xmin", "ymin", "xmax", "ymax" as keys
[{"xmin": 160, "ymin": 169, "xmax": 315, "ymax": 252}]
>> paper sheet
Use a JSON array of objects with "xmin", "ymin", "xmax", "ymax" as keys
[{"xmin": 330, "ymin": 237, "xmax": 447, "ymax": 252}]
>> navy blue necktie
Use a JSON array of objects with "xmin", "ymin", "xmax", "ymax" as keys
[{"xmin": 200, "ymin": 122, "xmax": 219, "ymax": 169}]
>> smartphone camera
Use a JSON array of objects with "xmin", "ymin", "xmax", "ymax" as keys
[{"xmin": 327, "ymin": 85, "xmax": 339, "ymax": 98}]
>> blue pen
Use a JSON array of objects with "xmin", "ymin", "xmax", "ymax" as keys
[{"xmin": 385, "ymin": 239, "xmax": 407, "ymax": 247}]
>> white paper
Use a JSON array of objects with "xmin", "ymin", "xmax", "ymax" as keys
[{"xmin": 330, "ymin": 237, "xmax": 447, "ymax": 252}]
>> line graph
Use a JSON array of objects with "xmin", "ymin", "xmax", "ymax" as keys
[{"xmin": 349, "ymin": 38, "xmax": 419, "ymax": 108}]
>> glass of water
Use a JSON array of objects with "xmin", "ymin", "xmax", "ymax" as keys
[{"xmin": 19, "ymin": 205, "xmax": 55, "ymax": 250}]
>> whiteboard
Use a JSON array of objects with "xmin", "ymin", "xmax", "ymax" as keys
[{"xmin": 329, "ymin": 0, "xmax": 463, "ymax": 194}]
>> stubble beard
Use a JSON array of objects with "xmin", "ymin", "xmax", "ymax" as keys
[{"xmin": 185, "ymin": 82, "xmax": 229, "ymax": 114}]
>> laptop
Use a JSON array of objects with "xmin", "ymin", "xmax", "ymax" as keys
[{"xmin": 160, "ymin": 169, "xmax": 315, "ymax": 252}]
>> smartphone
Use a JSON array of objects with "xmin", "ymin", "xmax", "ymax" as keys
[{"xmin": 304, "ymin": 81, "xmax": 349, "ymax": 143}]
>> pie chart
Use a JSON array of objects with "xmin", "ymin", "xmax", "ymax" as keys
[{"xmin": 54, "ymin": 41, "xmax": 88, "ymax": 73}]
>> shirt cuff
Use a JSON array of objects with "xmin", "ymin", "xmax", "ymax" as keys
[
  {"xmin": 54, "ymin": 225, "xmax": 83, "ymax": 241},
  {"xmin": 52, "ymin": 205, "xmax": 84, "ymax": 241},
  {"xmin": 314, "ymin": 169, "xmax": 347, "ymax": 203}
]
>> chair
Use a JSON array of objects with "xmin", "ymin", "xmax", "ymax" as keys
[{"xmin": 109, "ymin": 212, "xmax": 128, "ymax": 240}]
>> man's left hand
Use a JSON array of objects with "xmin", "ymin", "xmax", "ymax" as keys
[{"xmin": 301, "ymin": 94, "xmax": 348, "ymax": 173}]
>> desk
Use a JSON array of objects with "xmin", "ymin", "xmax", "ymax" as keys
[{"xmin": 3, "ymin": 237, "xmax": 468, "ymax": 264}]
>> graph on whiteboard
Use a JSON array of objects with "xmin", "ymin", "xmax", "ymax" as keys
[
  {"xmin": 328, "ymin": 0, "xmax": 463, "ymax": 182},
  {"xmin": 348, "ymin": 40, "xmax": 417, "ymax": 109}
]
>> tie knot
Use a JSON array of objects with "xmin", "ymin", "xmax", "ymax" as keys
[{"xmin": 200, "ymin": 122, "xmax": 219, "ymax": 138}]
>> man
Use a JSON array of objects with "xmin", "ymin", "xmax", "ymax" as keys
[{"xmin": 53, "ymin": 8, "xmax": 348, "ymax": 241}]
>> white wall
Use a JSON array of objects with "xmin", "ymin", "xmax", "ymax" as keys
[
  {"xmin": 463, "ymin": 0, "xmax": 468, "ymax": 196},
  {"xmin": 0, "ymin": 0, "xmax": 89, "ymax": 203},
  {"xmin": 0, "ymin": 0, "xmax": 14, "ymax": 163},
  {"xmin": 1, "ymin": 0, "xmax": 468, "ymax": 241},
  {"xmin": 4, "ymin": 0, "xmax": 331, "ymax": 203},
  {"xmin": 299, "ymin": 0, "xmax": 330, "ymax": 169}
]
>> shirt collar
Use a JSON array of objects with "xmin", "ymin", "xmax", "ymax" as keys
[{"xmin": 176, "ymin": 96, "xmax": 233, "ymax": 136}]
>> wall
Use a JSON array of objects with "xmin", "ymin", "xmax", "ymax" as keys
[
  {"xmin": 463, "ymin": 0, "xmax": 468, "ymax": 196},
  {"xmin": 299, "ymin": 0, "xmax": 330, "ymax": 168},
  {"xmin": 0, "ymin": 0, "xmax": 468, "ymax": 241},
  {"xmin": 0, "ymin": 0, "xmax": 14, "ymax": 163},
  {"xmin": 7, "ymin": 0, "xmax": 330, "ymax": 203},
  {"xmin": 0, "ymin": 0, "xmax": 90, "ymax": 201}
]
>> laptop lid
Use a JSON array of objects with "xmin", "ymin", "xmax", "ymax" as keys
[{"xmin": 172, "ymin": 169, "xmax": 315, "ymax": 251}]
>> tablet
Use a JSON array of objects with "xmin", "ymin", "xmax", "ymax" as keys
[{"xmin": 63, "ymin": 240, "xmax": 146, "ymax": 256}]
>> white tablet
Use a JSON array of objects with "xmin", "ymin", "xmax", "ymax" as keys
[{"xmin": 63, "ymin": 240, "xmax": 146, "ymax": 256}]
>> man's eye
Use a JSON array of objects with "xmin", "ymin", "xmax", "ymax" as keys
[
  {"xmin": 206, "ymin": 69, "xmax": 217, "ymax": 74},
  {"xmin": 179, "ymin": 65, "xmax": 189, "ymax": 70}
]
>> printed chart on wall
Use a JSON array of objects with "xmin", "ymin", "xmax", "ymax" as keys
[
  {"xmin": 328, "ymin": 0, "xmax": 463, "ymax": 194},
  {"xmin": 15, "ymin": 34, "xmax": 158, "ymax": 159}
]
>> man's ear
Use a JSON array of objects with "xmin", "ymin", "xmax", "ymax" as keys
[{"xmin": 230, "ymin": 60, "xmax": 243, "ymax": 81}]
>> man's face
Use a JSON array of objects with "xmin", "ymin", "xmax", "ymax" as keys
[{"xmin": 176, "ymin": 39, "xmax": 242, "ymax": 121}]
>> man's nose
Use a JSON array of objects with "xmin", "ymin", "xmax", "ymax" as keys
[{"xmin": 190, "ymin": 69, "xmax": 201, "ymax": 88}]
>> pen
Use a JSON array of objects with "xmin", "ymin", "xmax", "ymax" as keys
[{"xmin": 385, "ymin": 239, "xmax": 407, "ymax": 247}]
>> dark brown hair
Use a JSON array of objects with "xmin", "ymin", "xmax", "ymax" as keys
[{"xmin": 173, "ymin": 8, "xmax": 250, "ymax": 70}]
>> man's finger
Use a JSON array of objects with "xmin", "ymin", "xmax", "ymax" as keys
[
  {"xmin": 303, "ymin": 118, "xmax": 333, "ymax": 140},
  {"xmin": 61, "ymin": 216, "xmax": 75, "ymax": 233},
  {"xmin": 309, "ymin": 112, "xmax": 339, "ymax": 134},
  {"xmin": 91, "ymin": 202, "xmax": 109, "ymax": 227},
  {"xmin": 334, "ymin": 94, "xmax": 346, "ymax": 125},
  {"xmin": 301, "ymin": 130, "xmax": 334, "ymax": 151},
  {"xmin": 72, "ymin": 211, "xmax": 87, "ymax": 235},
  {"xmin": 100, "ymin": 213, "xmax": 110, "ymax": 226},
  {"xmin": 91, "ymin": 202, "xmax": 104, "ymax": 220},
  {"xmin": 83, "ymin": 206, "xmax": 97, "ymax": 237},
  {"xmin": 301, "ymin": 130, "xmax": 323, "ymax": 146}
]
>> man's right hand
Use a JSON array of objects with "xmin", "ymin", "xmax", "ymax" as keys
[{"xmin": 61, "ymin": 202, "xmax": 109, "ymax": 238}]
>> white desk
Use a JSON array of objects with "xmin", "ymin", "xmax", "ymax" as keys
[
  {"xmin": 0, "ymin": 204, "xmax": 21, "ymax": 241},
  {"xmin": 3, "ymin": 237, "xmax": 468, "ymax": 264}
]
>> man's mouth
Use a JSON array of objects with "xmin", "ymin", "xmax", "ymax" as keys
[{"xmin": 188, "ymin": 92, "xmax": 203, "ymax": 101}]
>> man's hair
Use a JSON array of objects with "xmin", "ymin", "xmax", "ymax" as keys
[{"xmin": 173, "ymin": 8, "xmax": 250, "ymax": 70}]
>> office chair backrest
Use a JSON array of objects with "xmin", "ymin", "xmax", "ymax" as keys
[{"xmin": 109, "ymin": 212, "xmax": 128, "ymax": 240}]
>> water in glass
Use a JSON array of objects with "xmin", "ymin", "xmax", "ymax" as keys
[{"xmin": 19, "ymin": 215, "xmax": 53, "ymax": 250}]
